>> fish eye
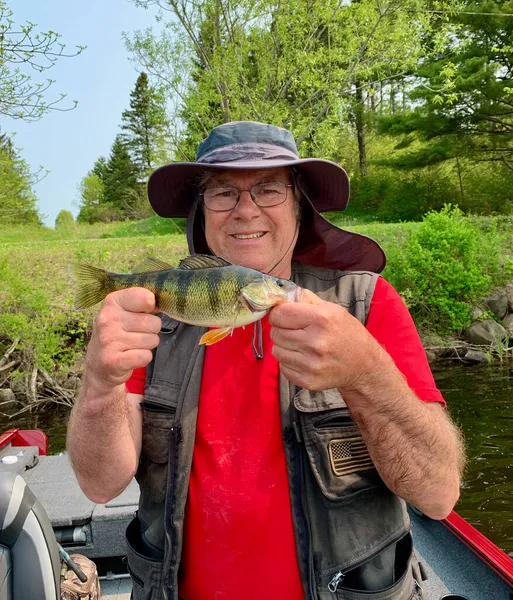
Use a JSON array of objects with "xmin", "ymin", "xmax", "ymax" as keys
[{"xmin": 276, "ymin": 280, "xmax": 284, "ymax": 288}]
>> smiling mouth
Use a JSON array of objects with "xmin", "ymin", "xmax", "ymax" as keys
[{"xmin": 231, "ymin": 232, "xmax": 266, "ymax": 239}]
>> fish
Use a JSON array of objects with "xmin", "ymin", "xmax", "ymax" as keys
[{"xmin": 73, "ymin": 254, "xmax": 300, "ymax": 345}]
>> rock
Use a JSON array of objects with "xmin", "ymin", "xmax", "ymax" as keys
[
  {"xmin": 461, "ymin": 349, "xmax": 488, "ymax": 365},
  {"xmin": 0, "ymin": 389, "xmax": 15, "ymax": 404},
  {"xmin": 484, "ymin": 290, "xmax": 509, "ymax": 319},
  {"xmin": 504, "ymin": 313, "xmax": 513, "ymax": 338},
  {"xmin": 470, "ymin": 306, "xmax": 484, "ymax": 321},
  {"xmin": 507, "ymin": 283, "xmax": 513, "ymax": 313},
  {"xmin": 425, "ymin": 350, "xmax": 438, "ymax": 364},
  {"xmin": 464, "ymin": 319, "xmax": 507, "ymax": 345}
]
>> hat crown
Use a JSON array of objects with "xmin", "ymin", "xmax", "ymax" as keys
[{"xmin": 196, "ymin": 121, "xmax": 299, "ymax": 161}]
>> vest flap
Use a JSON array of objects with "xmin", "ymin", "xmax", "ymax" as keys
[{"xmin": 293, "ymin": 388, "xmax": 347, "ymax": 412}]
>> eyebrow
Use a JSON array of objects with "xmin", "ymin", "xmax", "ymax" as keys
[{"xmin": 210, "ymin": 173, "xmax": 290, "ymax": 186}]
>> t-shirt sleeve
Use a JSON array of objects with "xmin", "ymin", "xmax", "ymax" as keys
[
  {"xmin": 366, "ymin": 277, "xmax": 445, "ymax": 405},
  {"xmin": 125, "ymin": 367, "xmax": 147, "ymax": 395}
]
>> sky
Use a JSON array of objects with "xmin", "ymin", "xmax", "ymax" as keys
[{"xmin": 0, "ymin": 0, "xmax": 161, "ymax": 227}]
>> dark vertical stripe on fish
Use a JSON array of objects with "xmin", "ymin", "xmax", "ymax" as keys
[
  {"xmin": 154, "ymin": 270, "xmax": 168, "ymax": 307},
  {"xmin": 206, "ymin": 267, "xmax": 223, "ymax": 317},
  {"xmin": 175, "ymin": 268, "xmax": 189, "ymax": 317}
]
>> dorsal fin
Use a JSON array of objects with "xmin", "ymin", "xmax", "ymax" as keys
[
  {"xmin": 178, "ymin": 254, "xmax": 232, "ymax": 270},
  {"xmin": 133, "ymin": 257, "xmax": 173, "ymax": 272}
]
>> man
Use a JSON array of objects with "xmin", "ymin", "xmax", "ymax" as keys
[{"xmin": 67, "ymin": 121, "xmax": 464, "ymax": 600}]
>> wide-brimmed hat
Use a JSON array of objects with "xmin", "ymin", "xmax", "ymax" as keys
[{"xmin": 148, "ymin": 121, "xmax": 386, "ymax": 273}]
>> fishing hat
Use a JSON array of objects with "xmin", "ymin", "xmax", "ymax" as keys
[{"xmin": 148, "ymin": 121, "xmax": 386, "ymax": 273}]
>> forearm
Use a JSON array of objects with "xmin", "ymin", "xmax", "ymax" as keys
[
  {"xmin": 67, "ymin": 378, "xmax": 142, "ymax": 504},
  {"xmin": 342, "ymin": 346, "xmax": 465, "ymax": 519}
]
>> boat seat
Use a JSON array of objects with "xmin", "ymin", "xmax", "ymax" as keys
[{"xmin": 0, "ymin": 472, "xmax": 60, "ymax": 600}]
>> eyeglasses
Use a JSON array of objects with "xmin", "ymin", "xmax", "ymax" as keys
[{"xmin": 201, "ymin": 181, "xmax": 293, "ymax": 212}]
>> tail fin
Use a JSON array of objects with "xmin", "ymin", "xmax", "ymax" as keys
[{"xmin": 72, "ymin": 263, "xmax": 111, "ymax": 309}]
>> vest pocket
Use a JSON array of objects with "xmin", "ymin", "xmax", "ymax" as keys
[
  {"xmin": 294, "ymin": 388, "xmax": 380, "ymax": 502},
  {"xmin": 126, "ymin": 517, "xmax": 164, "ymax": 600},
  {"xmin": 326, "ymin": 532, "xmax": 423, "ymax": 600},
  {"xmin": 137, "ymin": 403, "xmax": 176, "ymax": 503}
]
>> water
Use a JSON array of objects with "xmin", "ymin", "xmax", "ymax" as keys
[
  {"xmin": 432, "ymin": 361, "xmax": 513, "ymax": 555},
  {"xmin": 1, "ymin": 361, "xmax": 512, "ymax": 554}
]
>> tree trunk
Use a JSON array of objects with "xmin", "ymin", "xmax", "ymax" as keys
[
  {"xmin": 354, "ymin": 80, "xmax": 367, "ymax": 177},
  {"xmin": 390, "ymin": 84, "xmax": 396, "ymax": 114}
]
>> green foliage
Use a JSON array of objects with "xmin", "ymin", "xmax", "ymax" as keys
[
  {"xmin": 385, "ymin": 206, "xmax": 501, "ymax": 334},
  {"xmin": 55, "ymin": 210, "xmax": 75, "ymax": 229},
  {"xmin": 121, "ymin": 72, "xmax": 170, "ymax": 176},
  {"xmin": 0, "ymin": 259, "xmax": 87, "ymax": 372},
  {"xmin": 0, "ymin": 134, "xmax": 42, "ymax": 225}
]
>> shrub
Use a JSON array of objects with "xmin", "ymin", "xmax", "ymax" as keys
[
  {"xmin": 385, "ymin": 205, "xmax": 500, "ymax": 334},
  {"xmin": 55, "ymin": 210, "xmax": 75, "ymax": 229}
]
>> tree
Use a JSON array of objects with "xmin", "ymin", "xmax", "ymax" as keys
[
  {"xmin": 103, "ymin": 135, "xmax": 142, "ymax": 215},
  {"xmin": 76, "ymin": 172, "xmax": 105, "ymax": 224},
  {"xmin": 55, "ymin": 209, "xmax": 74, "ymax": 229},
  {"xmin": 0, "ymin": 133, "xmax": 41, "ymax": 225},
  {"xmin": 0, "ymin": 2, "xmax": 84, "ymax": 121},
  {"xmin": 121, "ymin": 72, "xmax": 169, "ymax": 176},
  {"xmin": 378, "ymin": 1, "xmax": 513, "ymax": 170}
]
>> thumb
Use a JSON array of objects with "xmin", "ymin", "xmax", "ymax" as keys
[{"xmin": 297, "ymin": 288, "xmax": 323, "ymax": 305}]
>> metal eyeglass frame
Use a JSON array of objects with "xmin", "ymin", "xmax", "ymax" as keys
[{"xmin": 200, "ymin": 181, "xmax": 294, "ymax": 212}]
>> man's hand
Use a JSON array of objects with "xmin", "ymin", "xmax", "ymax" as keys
[
  {"xmin": 84, "ymin": 288, "xmax": 162, "ymax": 395},
  {"xmin": 269, "ymin": 288, "xmax": 376, "ymax": 391}
]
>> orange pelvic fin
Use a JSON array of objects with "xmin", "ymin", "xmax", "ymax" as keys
[{"xmin": 199, "ymin": 327, "xmax": 233, "ymax": 346}]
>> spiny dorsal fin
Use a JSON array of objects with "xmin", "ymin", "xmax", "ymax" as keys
[
  {"xmin": 133, "ymin": 257, "xmax": 173, "ymax": 273},
  {"xmin": 178, "ymin": 254, "xmax": 232, "ymax": 270}
]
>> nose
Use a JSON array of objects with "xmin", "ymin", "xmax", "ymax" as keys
[{"xmin": 231, "ymin": 189, "xmax": 262, "ymax": 219}]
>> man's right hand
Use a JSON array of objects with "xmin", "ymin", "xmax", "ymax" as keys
[{"xmin": 84, "ymin": 288, "xmax": 162, "ymax": 394}]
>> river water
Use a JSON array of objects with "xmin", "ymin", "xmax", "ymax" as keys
[{"xmin": 2, "ymin": 361, "xmax": 513, "ymax": 554}]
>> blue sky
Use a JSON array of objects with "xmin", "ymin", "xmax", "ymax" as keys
[{"xmin": 0, "ymin": 1, "xmax": 161, "ymax": 227}]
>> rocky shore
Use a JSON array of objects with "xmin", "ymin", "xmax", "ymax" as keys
[{"xmin": 423, "ymin": 283, "xmax": 513, "ymax": 365}]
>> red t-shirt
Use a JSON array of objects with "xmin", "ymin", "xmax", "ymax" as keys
[{"xmin": 126, "ymin": 277, "xmax": 444, "ymax": 600}]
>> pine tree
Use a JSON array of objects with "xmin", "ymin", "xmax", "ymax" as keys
[
  {"xmin": 103, "ymin": 135, "xmax": 142, "ymax": 217},
  {"xmin": 121, "ymin": 72, "xmax": 169, "ymax": 177},
  {"xmin": 0, "ymin": 133, "xmax": 41, "ymax": 225}
]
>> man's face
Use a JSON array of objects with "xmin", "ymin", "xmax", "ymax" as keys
[{"xmin": 202, "ymin": 168, "xmax": 298, "ymax": 278}]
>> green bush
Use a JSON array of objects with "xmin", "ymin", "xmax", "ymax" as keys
[
  {"xmin": 55, "ymin": 210, "xmax": 75, "ymax": 229},
  {"xmin": 0, "ymin": 259, "xmax": 88, "ymax": 373},
  {"xmin": 385, "ymin": 205, "xmax": 500, "ymax": 334}
]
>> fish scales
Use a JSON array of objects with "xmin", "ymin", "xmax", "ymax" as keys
[{"xmin": 72, "ymin": 255, "xmax": 300, "ymax": 345}]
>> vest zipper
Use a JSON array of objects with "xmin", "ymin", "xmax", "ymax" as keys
[
  {"xmin": 163, "ymin": 423, "xmax": 183, "ymax": 600},
  {"xmin": 326, "ymin": 530, "xmax": 413, "ymax": 594},
  {"xmin": 328, "ymin": 570, "xmax": 345, "ymax": 592},
  {"xmin": 285, "ymin": 422, "xmax": 316, "ymax": 600}
]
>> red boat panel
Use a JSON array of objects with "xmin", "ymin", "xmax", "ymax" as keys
[
  {"xmin": 444, "ymin": 510, "xmax": 513, "ymax": 588},
  {"xmin": 0, "ymin": 428, "xmax": 48, "ymax": 456}
]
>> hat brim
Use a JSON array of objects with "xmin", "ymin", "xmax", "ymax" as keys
[{"xmin": 148, "ymin": 158, "xmax": 350, "ymax": 218}]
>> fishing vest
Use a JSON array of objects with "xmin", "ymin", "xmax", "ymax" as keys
[{"xmin": 125, "ymin": 263, "xmax": 424, "ymax": 600}]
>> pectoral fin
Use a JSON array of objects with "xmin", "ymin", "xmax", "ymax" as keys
[{"xmin": 199, "ymin": 327, "xmax": 233, "ymax": 346}]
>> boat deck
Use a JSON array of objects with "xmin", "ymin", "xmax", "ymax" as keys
[{"xmin": 2, "ymin": 445, "xmax": 512, "ymax": 598}]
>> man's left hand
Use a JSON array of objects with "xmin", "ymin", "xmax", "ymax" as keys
[{"xmin": 269, "ymin": 288, "xmax": 376, "ymax": 391}]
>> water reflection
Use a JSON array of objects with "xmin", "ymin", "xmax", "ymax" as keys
[{"xmin": 432, "ymin": 361, "xmax": 513, "ymax": 554}]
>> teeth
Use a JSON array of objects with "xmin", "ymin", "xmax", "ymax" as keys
[{"xmin": 233, "ymin": 232, "xmax": 265, "ymax": 239}]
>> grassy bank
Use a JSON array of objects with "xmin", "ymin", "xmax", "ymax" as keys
[{"xmin": 1, "ymin": 212, "xmax": 512, "ymax": 409}]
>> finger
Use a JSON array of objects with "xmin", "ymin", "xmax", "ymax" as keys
[
  {"xmin": 117, "ymin": 349, "xmax": 155, "ymax": 373},
  {"xmin": 122, "ymin": 332, "xmax": 160, "ymax": 351},
  {"xmin": 121, "ymin": 312, "xmax": 162, "ymax": 335},
  {"xmin": 272, "ymin": 345, "xmax": 306, "ymax": 369},
  {"xmin": 296, "ymin": 288, "xmax": 323, "ymax": 305},
  {"xmin": 269, "ymin": 302, "xmax": 318, "ymax": 330},
  {"xmin": 270, "ymin": 327, "xmax": 304, "ymax": 350},
  {"xmin": 109, "ymin": 288, "xmax": 156, "ymax": 314}
]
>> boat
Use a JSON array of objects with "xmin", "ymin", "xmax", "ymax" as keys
[{"xmin": 1, "ymin": 427, "xmax": 513, "ymax": 600}]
